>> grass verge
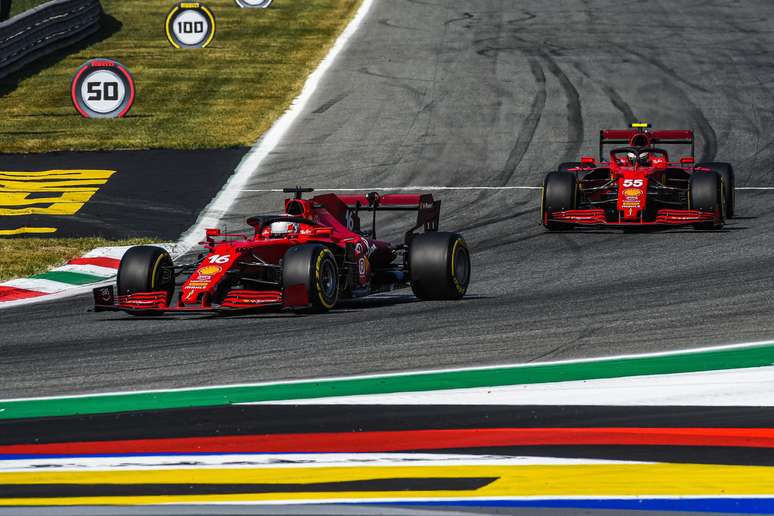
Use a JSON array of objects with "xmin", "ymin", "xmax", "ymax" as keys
[
  {"xmin": 0, "ymin": 237, "xmax": 155, "ymax": 282},
  {"xmin": 0, "ymin": 0, "xmax": 361, "ymax": 152},
  {"xmin": 8, "ymin": 0, "xmax": 49, "ymax": 17}
]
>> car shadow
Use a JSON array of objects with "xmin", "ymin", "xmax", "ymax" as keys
[{"xmin": 97, "ymin": 294, "xmax": 488, "ymax": 320}]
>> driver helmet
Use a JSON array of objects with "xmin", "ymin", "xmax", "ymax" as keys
[
  {"xmin": 270, "ymin": 219, "xmax": 298, "ymax": 236},
  {"xmin": 637, "ymin": 151, "xmax": 652, "ymax": 166}
]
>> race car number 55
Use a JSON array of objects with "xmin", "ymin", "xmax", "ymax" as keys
[{"xmin": 623, "ymin": 179, "xmax": 643, "ymax": 187}]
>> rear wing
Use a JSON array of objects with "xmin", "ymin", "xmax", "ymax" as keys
[
  {"xmin": 315, "ymin": 192, "xmax": 440, "ymax": 242},
  {"xmin": 599, "ymin": 129, "xmax": 694, "ymax": 160}
]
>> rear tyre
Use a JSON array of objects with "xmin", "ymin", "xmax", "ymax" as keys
[
  {"xmin": 689, "ymin": 171, "xmax": 725, "ymax": 230},
  {"xmin": 541, "ymin": 171, "xmax": 577, "ymax": 230},
  {"xmin": 283, "ymin": 244, "xmax": 339, "ymax": 312},
  {"xmin": 117, "ymin": 246, "xmax": 175, "ymax": 315},
  {"xmin": 409, "ymin": 232, "xmax": 470, "ymax": 301},
  {"xmin": 697, "ymin": 162, "xmax": 735, "ymax": 218}
]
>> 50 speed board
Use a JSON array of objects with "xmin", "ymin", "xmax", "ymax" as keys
[
  {"xmin": 165, "ymin": 2, "xmax": 216, "ymax": 48},
  {"xmin": 71, "ymin": 59, "xmax": 135, "ymax": 119}
]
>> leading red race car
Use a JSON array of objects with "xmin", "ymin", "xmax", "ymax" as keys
[
  {"xmin": 541, "ymin": 123, "xmax": 735, "ymax": 230},
  {"xmin": 93, "ymin": 188, "xmax": 471, "ymax": 315}
]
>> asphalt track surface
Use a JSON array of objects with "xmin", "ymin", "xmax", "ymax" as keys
[{"xmin": 3, "ymin": 0, "xmax": 774, "ymax": 398}]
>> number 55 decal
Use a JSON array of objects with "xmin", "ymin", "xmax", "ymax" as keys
[{"xmin": 623, "ymin": 179, "xmax": 643, "ymax": 187}]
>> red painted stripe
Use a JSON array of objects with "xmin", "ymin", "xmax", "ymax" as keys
[
  {"xmin": 67, "ymin": 257, "xmax": 120, "ymax": 269},
  {"xmin": 0, "ymin": 286, "xmax": 46, "ymax": 302},
  {"xmin": 4, "ymin": 428, "xmax": 774, "ymax": 455}
]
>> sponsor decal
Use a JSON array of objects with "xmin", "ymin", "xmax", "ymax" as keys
[
  {"xmin": 622, "ymin": 202, "xmax": 641, "ymax": 208},
  {"xmin": 186, "ymin": 281, "xmax": 210, "ymax": 288},
  {"xmin": 197, "ymin": 265, "xmax": 222, "ymax": 275},
  {"xmin": 98, "ymin": 287, "xmax": 112, "ymax": 302},
  {"xmin": 624, "ymin": 188, "xmax": 642, "ymax": 196}
]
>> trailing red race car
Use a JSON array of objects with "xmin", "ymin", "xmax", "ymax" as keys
[
  {"xmin": 541, "ymin": 123, "xmax": 735, "ymax": 230},
  {"xmin": 93, "ymin": 188, "xmax": 471, "ymax": 315}
]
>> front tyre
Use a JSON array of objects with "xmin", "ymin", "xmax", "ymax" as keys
[
  {"xmin": 409, "ymin": 232, "xmax": 470, "ymax": 301},
  {"xmin": 117, "ymin": 246, "xmax": 175, "ymax": 315},
  {"xmin": 541, "ymin": 171, "xmax": 577, "ymax": 230},
  {"xmin": 283, "ymin": 244, "xmax": 339, "ymax": 312},
  {"xmin": 697, "ymin": 162, "xmax": 735, "ymax": 218},
  {"xmin": 689, "ymin": 171, "xmax": 725, "ymax": 230}
]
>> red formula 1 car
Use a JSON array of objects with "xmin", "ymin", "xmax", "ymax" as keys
[
  {"xmin": 93, "ymin": 188, "xmax": 471, "ymax": 315},
  {"xmin": 541, "ymin": 123, "xmax": 735, "ymax": 230}
]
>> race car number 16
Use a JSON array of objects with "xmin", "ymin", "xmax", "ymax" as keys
[
  {"xmin": 208, "ymin": 254, "xmax": 231, "ymax": 264},
  {"xmin": 166, "ymin": 2, "xmax": 216, "ymax": 48},
  {"xmin": 71, "ymin": 59, "xmax": 135, "ymax": 118}
]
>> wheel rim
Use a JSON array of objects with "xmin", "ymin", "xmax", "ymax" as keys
[
  {"xmin": 453, "ymin": 243, "xmax": 470, "ymax": 288},
  {"xmin": 320, "ymin": 258, "xmax": 337, "ymax": 301}
]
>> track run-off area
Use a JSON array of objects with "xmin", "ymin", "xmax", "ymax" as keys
[{"xmin": 3, "ymin": 0, "xmax": 774, "ymax": 402}]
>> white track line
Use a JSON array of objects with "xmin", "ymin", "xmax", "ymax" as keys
[
  {"xmin": 0, "ymin": 454, "xmax": 634, "ymax": 472},
  {"xmin": 1, "ymin": 338, "xmax": 772, "ymax": 404},
  {"xmin": 177, "ymin": 0, "xmax": 376, "ymax": 253},
  {"xmin": 239, "ymin": 186, "xmax": 774, "ymax": 192}
]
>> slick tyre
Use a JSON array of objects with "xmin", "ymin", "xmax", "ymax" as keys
[
  {"xmin": 409, "ymin": 232, "xmax": 470, "ymax": 301},
  {"xmin": 117, "ymin": 246, "xmax": 175, "ymax": 315},
  {"xmin": 541, "ymin": 171, "xmax": 577, "ymax": 230},
  {"xmin": 283, "ymin": 244, "xmax": 339, "ymax": 312},
  {"xmin": 689, "ymin": 171, "xmax": 725, "ymax": 230},
  {"xmin": 697, "ymin": 162, "xmax": 735, "ymax": 218}
]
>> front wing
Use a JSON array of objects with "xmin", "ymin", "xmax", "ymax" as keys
[
  {"xmin": 92, "ymin": 285, "xmax": 310, "ymax": 315},
  {"xmin": 547, "ymin": 208, "xmax": 721, "ymax": 227}
]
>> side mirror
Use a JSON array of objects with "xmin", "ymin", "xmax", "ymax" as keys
[
  {"xmin": 580, "ymin": 156, "xmax": 595, "ymax": 165},
  {"xmin": 680, "ymin": 157, "xmax": 695, "ymax": 165}
]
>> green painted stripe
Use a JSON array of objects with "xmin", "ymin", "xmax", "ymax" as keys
[
  {"xmin": 31, "ymin": 271, "xmax": 107, "ymax": 285},
  {"xmin": 2, "ymin": 343, "xmax": 774, "ymax": 421}
]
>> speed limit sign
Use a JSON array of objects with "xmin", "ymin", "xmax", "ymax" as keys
[
  {"xmin": 234, "ymin": 0, "xmax": 272, "ymax": 7},
  {"xmin": 165, "ymin": 2, "xmax": 216, "ymax": 49},
  {"xmin": 71, "ymin": 59, "xmax": 135, "ymax": 119}
]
